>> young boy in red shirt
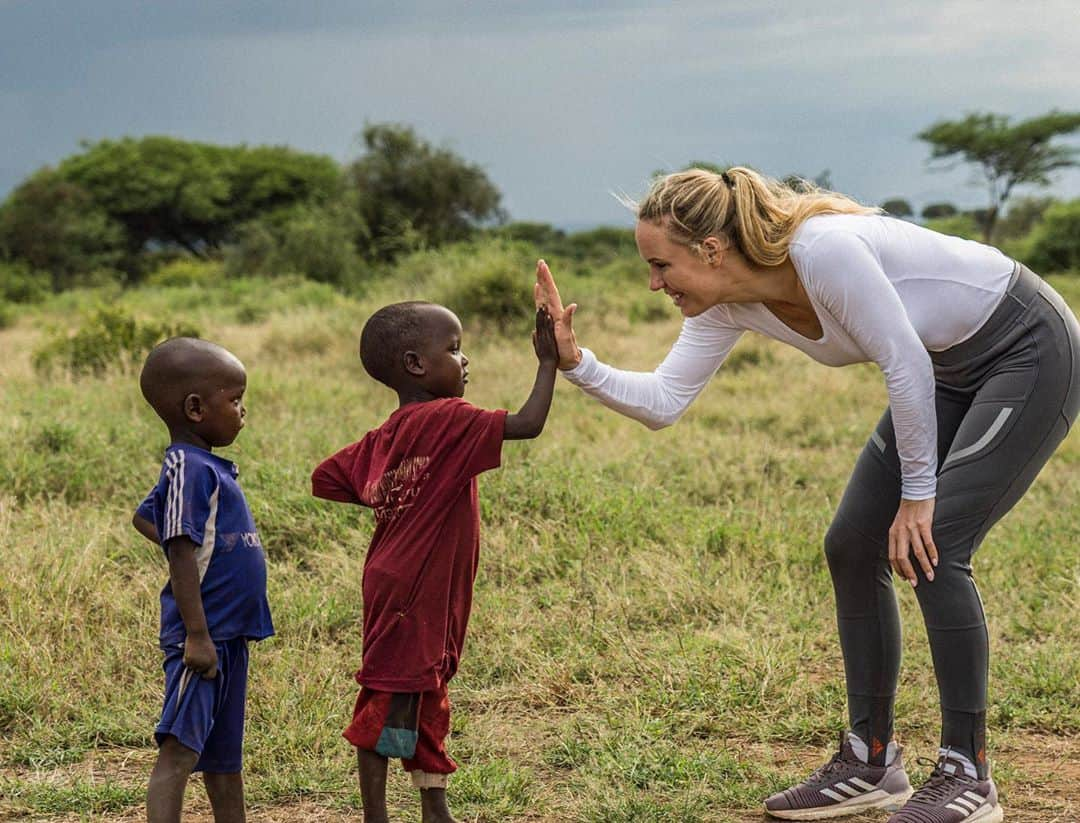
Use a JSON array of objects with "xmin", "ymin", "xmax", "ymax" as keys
[{"xmin": 311, "ymin": 290, "xmax": 558, "ymax": 823}]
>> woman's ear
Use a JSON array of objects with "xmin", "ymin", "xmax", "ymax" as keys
[
  {"xmin": 700, "ymin": 235, "xmax": 728, "ymax": 265},
  {"xmin": 403, "ymin": 350, "xmax": 425, "ymax": 377},
  {"xmin": 183, "ymin": 393, "xmax": 204, "ymax": 422}
]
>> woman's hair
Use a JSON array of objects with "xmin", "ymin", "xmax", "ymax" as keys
[{"xmin": 632, "ymin": 166, "xmax": 879, "ymax": 267}]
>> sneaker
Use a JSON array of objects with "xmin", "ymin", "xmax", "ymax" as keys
[
  {"xmin": 764, "ymin": 732, "xmax": 914, "ymax": 819},
  {"xmin": 887, "ymin": 753, "xmax": 1003, "ymax": 822}
]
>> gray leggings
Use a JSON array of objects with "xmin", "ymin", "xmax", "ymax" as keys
[{"xmin": 825, "ymin": 264, "xmax": 1080, "ymax": 775}]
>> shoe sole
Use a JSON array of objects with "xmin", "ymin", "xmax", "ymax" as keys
[
  {"xmin": 961, "ymin": 804, "xmax": 1003, "ymax": 823},
  {"xmin": 764, "ymin": 787, "xmax": 914, "ymax": 820}
]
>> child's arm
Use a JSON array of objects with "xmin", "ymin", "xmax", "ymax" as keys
[
  {"xmin": 312, "ymin": 447, "xmax": 361, "ymax": 503},
  {"xmin": 165, "ymin": 536, "xmax": 218, "ymax": 679},
  {"xmin": 132, "ymin": 513, "xmax": 160, "ymax": 545},
  {"xmin": 504, "ymin": 308, "xmax": 559, "ymax": 440}
]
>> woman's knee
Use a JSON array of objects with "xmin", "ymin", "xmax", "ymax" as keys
[{"xmin": 824, "ymin": 516, "xmax": 879, "ymax": 573}]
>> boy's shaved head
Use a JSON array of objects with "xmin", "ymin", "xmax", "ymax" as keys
[
  {"xmin": 140, "ymin": 337, "xmax": 245, "ymax": 425},
  {"xmin": 359, "ymin": 301, "xmax": 435, "ymax": 386}
]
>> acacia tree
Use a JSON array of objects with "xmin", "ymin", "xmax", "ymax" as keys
[
  {"xmin": 918, "ymin": 110, "xmax": 1080, "ymax": 242},
  {"xmin": 55, "ymin": 137, "xmax": 344, "ymax": 266}
]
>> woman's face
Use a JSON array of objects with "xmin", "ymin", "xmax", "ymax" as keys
[{"xmin": 635, "ymin": 219, "xmax": 724, "ymax": 317}]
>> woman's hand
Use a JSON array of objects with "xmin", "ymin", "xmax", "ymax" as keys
[
  {"xmin": 888, "ymin": 497, "xmax": 938, "ymax": 587},
  {"xmin": 534, "ymin": 259, "xmax": 582, "ymax": 370}
]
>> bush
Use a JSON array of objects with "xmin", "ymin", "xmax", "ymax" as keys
[
  {"xmin": 144, "ymin": 258, "xmax": 223, "ymax": 287},
  {"xmin": 1025, "ymin": 199, "xmax": 1080, "ymax": 274},
  {"xmin": 489, "ymin": 221, "xmax": 567, "ymax": 249},
  {"xmin": 0, "ymin": 260, "xmax": 50, "ymax": 304},
  {"xmin": 224, "ymin": 205, "xmax": 367, "ymax": 289},
  {"xmin": 924, "ymin": 213, "xmax": 980, "ymax": 241},
  {"xmin": 32, "ymin": 306, "xmax": 199, "ymax": 376},
  {"xmin": 560, "ymin": 227, "xmax": 637, "ymax": 262},
  {"xmin": 427, "ymin": 241, "xmax": 535, "ymax": 331}
]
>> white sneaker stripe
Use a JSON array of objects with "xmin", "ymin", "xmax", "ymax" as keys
[
  {"xmin": 834, "ymin": 782, "xmax": 861, "ymax": 797},
  {"xmin": 848, "ymin": 777, "xmax": 877, "ymax": 791},
  {"xmin": 946, "ymin": 803, "xmax": 969, "ymax": 814},
  {"xmin": 963, "ymin": 791, "xmax": 985, "ymax": 803},
  {"xmin": 820, "ymin": 788, "xmax": 847, "ymax": 802},
  {"xmin": 954, "ymin": 797, "xmax": 978, "ymax": 811}
]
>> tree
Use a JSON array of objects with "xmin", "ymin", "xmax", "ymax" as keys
[
  {"xmin": 994, "ymin": 196, "xmax": 1055, "ymax": 241},
  {"xmin": 783, "ymin": 170, "xmax": 834, "ymax": 192},
  {"xmin": 921, "ymin": 202, "xmax": 958, "ymax": 220},
  {"xmin": 881, "ymin": 198, "xmax": 913, "ymax": 218},
  {"xmin": 0, "ymin": 169, "xmax": 124, "ymax": 290},
  {"xmin": 918, "ymin": 110, "xmax": 1080, "ymax": 242},
  {"xmin": 1025, "ymin": 199, "xmax": 1080, "ymax": 273},
  {"xmin": 348, "ymin": 124, "xmax": 504, "ymax": 261},
  {"xmin": 55, "ymin": 137, "xmax": 343, "ymax": 271}
]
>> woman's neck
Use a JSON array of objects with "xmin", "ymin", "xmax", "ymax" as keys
[{"xmin": 720, "ymin": 253, "xmax": 802, "ymax": 306}]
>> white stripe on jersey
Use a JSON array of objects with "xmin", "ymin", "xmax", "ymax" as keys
[
  {"xmin": 164, "ymin": 450, "xmax": 184, "ymax": 539},
  {"xmin": 196, "ymin": 484, "xmax": 219, "ymax": 582}
]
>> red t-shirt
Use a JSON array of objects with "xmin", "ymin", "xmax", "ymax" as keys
[{"xmin": 311, "ymin": 398, "xmax": 507, "ymax": 692}]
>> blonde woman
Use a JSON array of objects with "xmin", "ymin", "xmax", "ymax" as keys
[{"xmin": 535, "ymin": 167, "xmax": 1079, "ymax": 822}]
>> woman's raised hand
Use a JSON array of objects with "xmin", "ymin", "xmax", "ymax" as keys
[{"xmin": 534, "ymin": 260, "xmax": 582, "ymax": 370}]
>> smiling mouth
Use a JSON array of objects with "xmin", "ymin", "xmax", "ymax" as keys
[{"xmin": 666, "ymin": 291, "xmax": 685, "ymax": 306}]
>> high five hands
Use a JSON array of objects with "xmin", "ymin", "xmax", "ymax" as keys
[{"xmin": 534, "ymin": 260, "xmax": 582, "ymax": 370}]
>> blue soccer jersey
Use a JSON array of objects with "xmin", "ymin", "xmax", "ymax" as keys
[{"xmin": 137, "ymin": 445, "xmax": 274, "ymax": 647}]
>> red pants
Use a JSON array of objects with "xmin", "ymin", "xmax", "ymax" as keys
[{"xmin": 343, "ymin": 684, "xmax": 455, "ymax": 783}]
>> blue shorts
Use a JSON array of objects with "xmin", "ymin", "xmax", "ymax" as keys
[{"xmin": 155, "ymin": 637, "xmax": 249, "ymax": 773}]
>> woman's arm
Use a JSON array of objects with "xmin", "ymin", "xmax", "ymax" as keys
[
  {"xmin": 800, "ymin": 231, "xmax": 938, "ymax": 500},
  {"xmin": 799, "ymin": 231, "xmax": 940, "ymax": 585},
  {"xmin": 535, "ymin": 260, "xmax": 742, "ymax": 428}
]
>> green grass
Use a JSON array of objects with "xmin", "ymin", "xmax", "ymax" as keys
[{"xmin": 1, "ymin": 265, "xmax": 1078, "ymax": 821}]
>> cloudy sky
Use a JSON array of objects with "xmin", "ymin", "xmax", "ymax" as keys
[{"xmin": 2, "ymin": 0, "xmax": 1078, "ymax": 228}]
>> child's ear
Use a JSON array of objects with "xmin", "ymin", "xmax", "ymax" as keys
[
  {"xmin": 403, "ymin": 350, "xmax": 425, "ymax": 377},
  {"xmin": 183, "ymin": 393, "xmax": 205, "ymax": 422}
]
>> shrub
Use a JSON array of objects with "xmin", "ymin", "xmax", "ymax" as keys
[
  {"xmin": 924, "ymin": 213, "xmax": 980, "ymax": 241},
  {"xmin": 427, "ymin": 241, "xmax": 535, "ymax": 331},
  {"xmin": 32, "ymin": 306, "xmax": 199, "ymax": 376},
  {"xmin": 1025, "ymin": 199, "xmax": 1080, "ymax": 274},
  {"xmin": 224, "ymin": 205, "xmax": 368, "ymax": 289},
  {"xmin": 0, "ymin": 260, "xmax": 50, "ymax": 304},
  {"xmin": 144, "ymin": 258, "xmax": 223, "ymax": 287},
  {"xmin": 560, "ymin": 226, "xmax": 637, "ymax": 262}
]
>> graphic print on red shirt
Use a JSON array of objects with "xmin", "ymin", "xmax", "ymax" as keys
[{"xmin": 312, "ymin": 398, "xmax": 507, "ymax": 692}]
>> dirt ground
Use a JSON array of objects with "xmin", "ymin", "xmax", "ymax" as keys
[{"xmin": 3, "ymin": 733, "xmax": 1076, "ymax": 822}]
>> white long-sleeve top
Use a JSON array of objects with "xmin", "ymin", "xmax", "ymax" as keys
[{"xmin": 562, "ymin": 214, "xmax": 1015, "ymax": 499}]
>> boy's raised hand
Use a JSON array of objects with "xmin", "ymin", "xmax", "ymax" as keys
[{"xmin": 533, "ymin": 306, "xmax": 558, "ymax": 365}]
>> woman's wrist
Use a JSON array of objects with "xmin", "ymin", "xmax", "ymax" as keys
[{"xmin": 559, "ymin": 346, "xmax": 583, "ymax": 371}]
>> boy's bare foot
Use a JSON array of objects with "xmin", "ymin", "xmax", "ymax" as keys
[
  {"xmin": 358, "ymin": 749, "xmax": 390, "ymax": 823},
  {"xmin": 420, "ymin": 787, "xmax": 459, "ymax": 823}
]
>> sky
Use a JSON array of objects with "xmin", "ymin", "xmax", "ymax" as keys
[{"xmin": 2, "ymin": 0, "xmax": 1079, "ymax": 229}]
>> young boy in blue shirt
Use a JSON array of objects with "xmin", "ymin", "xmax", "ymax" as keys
[{"xmin": 132, "ymin": 337, "xmax": 274, "ymax": 823}]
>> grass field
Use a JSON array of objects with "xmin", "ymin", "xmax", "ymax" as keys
[{"xmin": 1, "ymin": 257, "xmax": 1078, "ymax": 822}]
